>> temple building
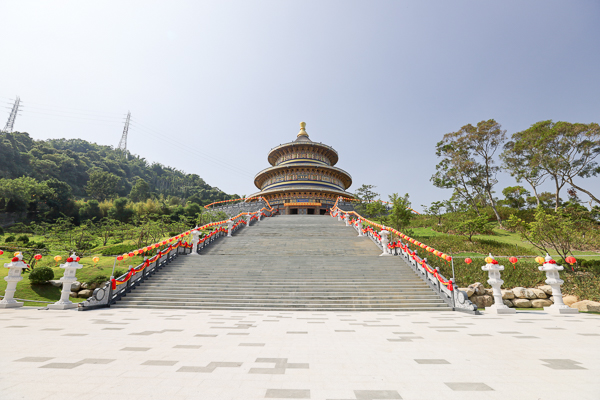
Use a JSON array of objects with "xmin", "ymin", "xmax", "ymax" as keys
[{"xmin": 250, "ymin": 122, "xmax": 353, "ymax": 215}]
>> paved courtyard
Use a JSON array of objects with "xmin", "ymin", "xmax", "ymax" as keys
[{"xmin": 1, "ymin": 307, "xmax": 598, "ymax": 400}]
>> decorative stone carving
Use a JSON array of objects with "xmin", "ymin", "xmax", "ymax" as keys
[
  {"xmin": 481, "ymin": 254, "xmax": 515, "ymax": 314},
  {"xmin": 379, "ymin": 228, "xmax": 392, "ymax": 257},
  {"xmin": 538, "ymin": 254, "xmax": 578, "ymax": 314},
  {"xmin": 0, "ymin": 252, "xmax": 28, "ymax": 308},
  {"xmin": 48, "ymin": 253, "xmax": 83, "ymax": 310},
  {"xmin": 357, "ymin": 219, "xmax": 364, "ymax": 237}
]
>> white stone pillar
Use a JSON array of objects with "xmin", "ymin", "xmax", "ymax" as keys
[
  {"xmin": 245, "ymin": 214, "xmax": 252, "ymax": 226},
  {"xmin": 48, "ymin": 253, "xmax": 84, "ymax": 310},
  {"xmin": 344, "ymin": 213, "xmax": 350, "ymax": 226},
  {"xmin": 190, "ymin": 230, "xmax": 201, "ymax": 255},
  {"xmin": 257, "ymin": 212, "xmax": 262, "ymax": 221},
  {"xmin": 227, "ymin": 219, "xmax": 234, "ymax": 237},
  {"xmin": 481, "ymin": 254, "xmax": 515, "ymax": 314},
  {"xmin": 379, "ymin": 228, "xmax": 392, "ymax": 257},
  {"xmin": 357, "ymin": 219, "xmax": 364, "ymax": 237},
  {"xmin": 0, "ymin": 252, "xmax": 28, "ymax": 308},
  {"xmin": 539, "ymin": 254, "xmax": 578, "ymax": 314},
  {"xmin": 337, "ymin": 212, "xmax": 342, "ymax": 221}
]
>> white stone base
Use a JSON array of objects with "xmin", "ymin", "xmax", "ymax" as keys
[
  {"xmin": 486, "ymin": 305, "xmax": 516, "ymax": 314},
  {"xmin": 0, "ymin": 301, "xmax": 24, "ymax": 308},
  {"xmin": 188, "ymin": 252, "xmax": 199, "ymax": 256},
  {"xmin": 48, "ymin": 302, "xmax": 77, "ymax": 310},
  {"xmin": 544, "ymin": 305, "xmax": 579, "ymax": 314},
  {"xmin": 379, "ymin": 253, "xmax": 392, "ymax": 257}
]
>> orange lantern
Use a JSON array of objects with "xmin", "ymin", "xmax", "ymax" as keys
[
  {"xmin": 14, "ymin": 252, "xmax": 20, "ymax": 257},
  {"xmin": 420, "ymin": 243, "xmax": 426, "ymax": 249},
  {"xmin": 92, "ymin": 256, "xmax": 100, "ymax": 263},
  {"xmin": 535, "ymin": 256, "xmax": 545, "ymax": 264},
  {"xmin": 433, "ymin": 250, "xmax": 440, "ymax": 256},
  {"xmin": 54, "ymin": 255, "xmax": 62, "ymax": 263},
  {"xmin": 133, "ymin": 250, "xmax": 139, "ymax": 256},
  {"xmin": 122, "ymin": 254, "xmax": 129, "ymax": 260}
]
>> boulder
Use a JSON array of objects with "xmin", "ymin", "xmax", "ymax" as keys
[
  {"xmin": 531, "ymin": 299, "xmax": 553, "ymax": 308},
  {"xmin": 538, "ymin": 285, "xmax": 553, "ymax": 296},
  {"xmin": 49, "ymin": 280, "xmax": 62, "ymax": 288},
  {"xmin": 570, "ymin": 300, "xmax": 600, "ymax": 312},
  {"xmin": 81, "ymin": 282, "xmax": 89, "ymax": 289},
  {"xmin": 563, "ymin": 295, "xmax": 579, "ymax": 306},
  {"xmin": 78, "ymin": 289, "xmax": 93, "ymax": 298},
  {"xmin": 501, "ymin": 289, "xmax": 515, "ymax": 300},
  {"xmin": 531, "ymin": 288, "xmax": 547, "ymax": 299},
  {"xmin": 469, "ymin": 295, "xmax": 485, "ymax": 308},
  {"xmin": 469, "ymin": 282, "xmax": 486, "ymax": 296},
  {"xmin": 484, "ymin": 288, "xmax": 494, "ymax": 296},
  {"xmin": 462, "ymin": 287, "xmax": 475, "ymax": 297},
  {"xmin": 70, "ymin": 281, "xmax": 81, "ymax": 292},
  {"xmin": 69, "ymin": 291, "xmax": 78, "ymax": 298},
  {"xmin": 513, "ymin": 287, "xmax": 536, "ymax": 299},
  {"xmin": 473, "ymin": 295, "xmax": 494, "ymax": 307},
  {"xmin": 503, "ymin": 299, "xmax": 514, "ymax": 308},
  {"xmin": 512, "ymin": 298, "xmax": 532, "ymax": 308}
]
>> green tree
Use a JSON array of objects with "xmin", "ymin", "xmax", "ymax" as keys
[
  {"xmin": 79, "ymin": 200, "xmax": 103, "ymax": 221},
  {"xmin": 354, "ymin": 184, "xmax": 379, "ymax": 216},
  {"xmin": 501, "ymin": 186, "xmax": 530, "ymax": 210},
  {"xmin": 108, "ymin": 198, "xmax": 134, "ymax": 223},
  {"xmin": 422, "ymin": 200, "xmax": 446, "ymax": 225},
  {"xmin": 452, "ymin": 215, "xmax": 491, "ymax": 242},
  {"xmin": 508, "ymin": 121, "xmax": 600, "ymax": 210},
  {"xmin": 85, "ymin": 170, "xmax": 120, "ymax": 201},
  {"xmin": 432, "ymin": 119, "xmax": 506, "ymax": 223},
  {"xmin": 129, "ymin": 178, "xmax": 151, "ymax": 202},
  {"xmin": 387, "ymin": 193, "xmax": 413, "ymax": 231},
  {"xmin": 0, "ymin": 177, "xmax": 54, "ymax": 213}
]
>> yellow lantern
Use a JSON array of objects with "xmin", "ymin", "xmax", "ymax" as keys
[
  {"xmin": 122, "ymin": 254, "xmax": 129, "ymax": 260},
  {"xmin": 133, "ymin": 250, "xmax": 139, "ymax": 256},
  {"xmin": 14, "ymin": 252, "xmax": 20, "ymax": 257},
  {"xmin": 535, "ymin": 256, "xmax": 545, "ymax": 264},
  {"xmin": 92, "ymin": 257, "xmax": 100, "ymax": 263},
  {"xmin": 485, "ymin": 256, "xmax": 493, "ymax": 264}
]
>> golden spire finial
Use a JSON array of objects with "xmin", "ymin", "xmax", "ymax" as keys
[{"xmin": 297, "ymin": 121, "xmax": 309, "ymax": 138}]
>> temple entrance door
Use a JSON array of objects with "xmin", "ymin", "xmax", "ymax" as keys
[
  {"xmin": 307, "ymin": 208, "xmax": 315, "ymax": 215},
  {"xmin": 319, "ymin": 209, "xmax": 327, "ymax": 215}
]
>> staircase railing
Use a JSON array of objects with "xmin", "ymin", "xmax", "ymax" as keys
[
  {"xmin": 331, "ymin": 198, "xmax": 479, "ymax": 314},
  {"xmin": 79, "ymin": 205, "xmax": 276, "ymax": 311}
]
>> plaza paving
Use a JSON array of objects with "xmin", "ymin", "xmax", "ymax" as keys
[{"xmin": 1, "ymin": 307, "xmax": 599, "ymax": 399}]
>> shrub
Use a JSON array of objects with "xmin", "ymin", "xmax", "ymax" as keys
[
  {"xmin": 112, "ymin": 269, "xmax": 127, "ymax": 279},
  {"xmin": 4, "ymin": 235, "xmax": 16, "ymax": 243},
  {"xmin": 16, "ymin": 235, "xmax": 29, "ymax": 244},
  {"xmin": 0, "ymin": 226, "xmax": 4, "ymax": 236},
  {"xmin": 169, "ymin": 232, "xmax": 179, "ymax": 237},
  {"xmin": 29, "ymin": 266, "xmax": 54, "ymax": 284},
  {"xmin": 100, "ymin": 243, "xmax": 141, "ymax": 256},
  {"xmin": 85, "ymin": 275, "xmax": 110, "ymax": 286}
]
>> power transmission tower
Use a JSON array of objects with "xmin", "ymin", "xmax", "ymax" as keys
[
  {"xmin": 2, "ymin": 96, "xmax": 22, "ymax": 133},
  {"xmin": 118, "ymin": 111, "xmax": 131, "ymax": 151}
]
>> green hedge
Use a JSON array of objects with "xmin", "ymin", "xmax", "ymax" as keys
[{"xmin": 100, "ymin": 243, "xmax": 142, "ymax": 256}]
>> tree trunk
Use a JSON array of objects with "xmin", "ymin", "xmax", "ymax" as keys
[
  {"xmin": 525, "ymin": 178, "xmax": 541, "ymax": 207},
  {"xmin": 553, "ymin": 176, "xmax": 562, "ymax": 211},
  {"xmin": 487, "ymin": 190, "xmax": 502, "ymax": 225}
]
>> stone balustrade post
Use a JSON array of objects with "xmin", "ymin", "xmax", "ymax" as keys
[
  {"xmin": 257, "ymin": 212, "xmax": 262, "ymax": 221},
  {"xmin": 357, "ymin": 219, "xmax": 364, "ymax": 237},
  {"xmin": 344, "ymin": 213, "xmax": 350, "ymax": 226},
  {"xmin": 539, "ymin": 254, "xmax": 578, "ymax": 314},
  {"xmin": 379, "ymin": 228, "xmax": 392, "ymax": 257},
  {"xmin": 49, "ymin": 253, "xmax": 84, "ymax": 310},
  {"xmin": 245, "ymin": 214, "xmax": 252, "ymax": 226},
  {"xmin": 227, "ymin": 219, "xmax": 234, "ymax": 237},
  {"xmin": 0, "ymin": 252, "xmax": 28, "ymax": 308},
  {"xmin": 190, "ymin": 229, "xmax": 201, "ymax": 255},
  {"xmin": 481, "ymin": 254, "xmax": 515, "ymax": 314}
]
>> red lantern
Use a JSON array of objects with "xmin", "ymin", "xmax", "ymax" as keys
[
  {"xmin": 565, "ymin": 256, "xmax": 576, "ymax": 265},
  {"xmin": 66, "ymin": 257, "xmax": 74, "ymax": 262},
  {"xmin": 34, "ymin": 254, "xmax": 42, "ymax": 260},
  {"xmin": 116, "ymin": 256, "xmax": 124, "ymax": 261},
  {"xmin": 128, "ymin": 252, "xmax": 135, "ymax": 257},
  {"xmin": 0, "ymin": 250, "xmax": 4, "ymax": 255},
  {"xmin": 446, "ymin": 256, "xmax": 452, "ymax": 262},
  {"xmin": 11, "ymin": 257, "xmax": 18, "ymax": 262},
  {"xmin": 75, "ymin": 256, "xmax": 81, "ymax": 262},
  {"xmin": 464, "ymin": 258, "xmax": 472, "ymax": 264}
]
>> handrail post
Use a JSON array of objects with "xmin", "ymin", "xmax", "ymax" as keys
[{"xmin": 379, "ymin": 228, "xmax": 392, "ymax": 257}]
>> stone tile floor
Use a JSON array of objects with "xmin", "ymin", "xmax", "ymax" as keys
[{"xmin": 1, "ymin": 307, "xmax": 598, "ymax": 400}]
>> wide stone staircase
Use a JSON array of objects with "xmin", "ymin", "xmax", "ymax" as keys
[{"xmin": 113, "ymin": 215, "xmax": 451, "ymax": 311}]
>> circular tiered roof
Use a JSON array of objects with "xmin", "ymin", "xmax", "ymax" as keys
[{"xmin": 250, "ymin": 122, "xmax": 353, "ymax": 201}]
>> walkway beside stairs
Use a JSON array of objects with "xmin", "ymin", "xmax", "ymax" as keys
[{"xmin": 114, "ymin": 215, "xmax": 451, "ymax": 311}]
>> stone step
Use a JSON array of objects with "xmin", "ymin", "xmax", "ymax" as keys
[
  {"xmin": 112, "ymin": 304, "xmax": 451, "ymax": 311},
  {"xmin": 124, "ymin": 293, "xmax": 442, "ymax": 300}
]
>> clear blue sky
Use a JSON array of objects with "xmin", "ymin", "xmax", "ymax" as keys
[{"xmin": 1, "ymin": 1, "xmax": 599, "ymax": 210}]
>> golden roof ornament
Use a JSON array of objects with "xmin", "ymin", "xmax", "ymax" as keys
[{"xmin": 297, "ymin": 121, "xmax": 309, "ymax": 138}]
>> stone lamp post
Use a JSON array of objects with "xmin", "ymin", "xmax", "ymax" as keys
[
  {"xmin": 0, "ymin": 252, "xmax": 29, "ymax": 308},
  {"xmin": 245, "ymin": 214, "xmax": 252, "ymax": 227},
  {"xmin": 337, "ymin": 212, "xmax": 343, "ymax": 221},
  {"xmin": 481, "ymin": 254, "xmax": 515, "ymax": 314},
  {"xmin": 344, "ymin": 213, "xmax": 350, "ymax": 226},
  {"xmin": 379, "ymin": 228, "xmax": 392, "ymax": 257},
  {"xmin": 227, "ymin": 219, "xmax": 234, "ymax": 237},
  {"xmin": 357, "ymin": 219, "xmax": 364, "ymax": 237},
  {"xmin": 539, "ymin": 254, "xmax": 578, "ymax": 314},
  {"xmin": 48, "ymin": 253, "xmax": 83, "ymax": 310}
]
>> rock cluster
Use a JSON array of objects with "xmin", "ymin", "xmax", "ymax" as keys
[
  {"xmin": 459, "ymin": 282, "xmax": 593, "ymax": 309},
  {"xmin": 49, "ymin": 280, "xmax": 105, "ymax": 299}
]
